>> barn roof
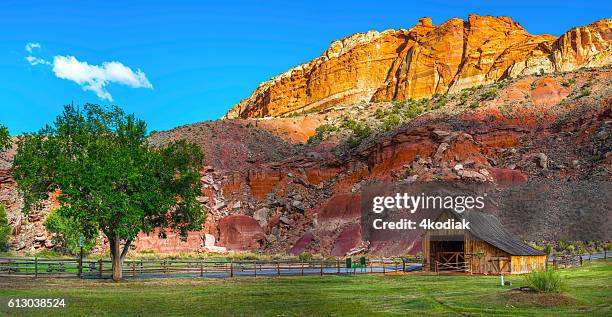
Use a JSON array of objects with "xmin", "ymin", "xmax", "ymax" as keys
[{"xmin": 448, "ymin": 210, "xmax": 546, "ymax": 256}]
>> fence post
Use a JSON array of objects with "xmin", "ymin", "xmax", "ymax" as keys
[
  {"xmin": 580, "ymin": 256, "xmax": 583, "ymax": 266},
  {"xmin": 320, "ymin": 261, "xmax": 323, "ymax": 276},
  {"xmin": 553, "ymin": 257, "xmax": 557, "ymax": 269},
  {"xmin": 382, "ymin": 258, "xmax": 385, "ymax": 275},
  {"xmin": 301, "ymin": 263, "xmax": 304, "ymax": 276},
  {"xmin": 34, "ymin": 257, "xmax": 38, "ymax": 278},
  {"xmin": 98, "ymin": 259, "xmax": 102, "ymax": 277},
  {"xmin": 230, "ymin": 261, "xmax": 234, "ymax": 278},
  {"xmin": 276, "ymin": 262, "xmax": 280, "ymax": 276},
  {"xmin": 78, "ymin": 254, "xmax": 83, "ymax": 278},
  {"xmin": 402, "ymin": 258, "xmax": 405, "ymax": 272},
  {"xmin": 254, "ymin": 261, "xmax": 257, "ymax": 277},
  {"xmin": 337, "ymin": 259, "xmax": 340, "ymax": 274},
  {"xmin": 200, "ymin": 260, "xmax": 203, "ymax": 277},
  {"xmin": 605, "ymin": 250, "xmax": 607, "ymax": 259}
]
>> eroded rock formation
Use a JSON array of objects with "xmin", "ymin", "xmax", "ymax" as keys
[{"xmin": 226, "ymin": 15, "xmax": 611, "ymax": 119}]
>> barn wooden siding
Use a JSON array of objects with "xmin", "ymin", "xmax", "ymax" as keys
[
  {"xmin": 510, "ymin": 255, "xmax": 547, "ymax": 274},
  {"xmin": 422, "ymin": 211, "xmax": 547, "ymax": 274}
]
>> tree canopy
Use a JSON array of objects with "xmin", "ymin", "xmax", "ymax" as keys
[
  {"xmin": 0, "ymin": 124, "xmax": 10, "ymax": 151},
  {"xmin": 13, "ymin": 104, "xmax": 204, "ymax": 280},
  {"xmin": 0, "ymin": 204, "xmax": 11, "ymax": 251}
]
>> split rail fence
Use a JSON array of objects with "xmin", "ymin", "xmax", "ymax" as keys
[
  {"xmin": 1, "ymin": 252, "xmax": 606, "ymax": 279},
  {"xmin": 0, "ymin": 256, "xmax": 422, "ymax": 279}
]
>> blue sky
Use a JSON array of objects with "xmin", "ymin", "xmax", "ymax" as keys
[{"xmin": 1, "ymin": 1, "xmax": 610, "ymax": 134}]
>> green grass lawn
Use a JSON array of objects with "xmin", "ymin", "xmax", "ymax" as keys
[{"xmin": 0, "ymin": 260, "xmax": 610, "ymax": 316}]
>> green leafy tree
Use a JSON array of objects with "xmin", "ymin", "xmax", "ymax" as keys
[
  {"xmin": 0, "ymin": 124, "xmax": 10, "ymax": 151},
  {"xmin": 44, "ymin": 209, "xmax": 97, "ymax": 255},
  {"xmin": 0, "ymin": 204, "xmax": 11, "ymax": 251},
  {"xmin": 13, "ymin": 104, "xmax": 204, "ymax": 280}
]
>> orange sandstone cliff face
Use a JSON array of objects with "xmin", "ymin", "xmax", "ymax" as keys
[{"xmin": 226, "ymin": 15, "xmax": 611, "ymax": 119}]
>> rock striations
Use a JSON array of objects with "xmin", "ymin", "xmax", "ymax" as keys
[{"xmin": 226, "ymin": 15, "xmax": 611, "ymax": 119}]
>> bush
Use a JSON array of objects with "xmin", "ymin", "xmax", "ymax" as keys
[
  {"xmin": 543, "ymin": 244, "xmax": 553, "ymax": 255},
  {"xmin": 459, "ymin": 91, "xmax": 470, "ymax": 105},
  {"xmin": 307, "ymin": 124, "xmax": 338, "ymax": 144},
  {"xmin": 391, "ymin": 100, "xmax": 405, "ymax": 109},
  {"xmin": 298, "ymin": 252, "xmax": 314, "ymax": 262},
  {"xmin": 0, "ymin": 124, "xmax": 11, "ymax": 152},
  {"xmin": 576, "ymin": 87, "xmax": 591, "ymax": 98},
  {"xmin": 404, "ymin": 102, "xmax": 424, "ymax": 119},
  {"xmin": 381, "ymin": 113, "xmax": 401, "ymax": 131},
  {"xmin": 374, "ymin": 108, "xmax": 387, "ymax": 120},
  {"xmin": 524, "ymin": 268, "xmax": 563, "ymax": 293},
  {"xmin": 44, "ymin": 209, "xmax": 97, "ymax": 255},
  {"xmin": 432, "ymin": 93, "xmax": 448, "ymax": 109},
  {"xmin": 561, "ymin": 78, "xmax": 576, "ymax": 87},
  {"xmin": 341, "ymin": 117, "xmax": 371, "ymax": 148},
  {"xmin": 558, "ymin": 240, "xmax": 567, "ymax": 252},
  {"xmin": 0, "ymin": 205, "xmax": 11, "ymax": 251},
  {"xmin": 481, "ymin": 88, "xmax": 497, "ymax": 101}
]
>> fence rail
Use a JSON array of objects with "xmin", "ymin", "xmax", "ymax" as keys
[
  {"xmin": 546, "ymin": 252, "xmax": 606, "ymax": 269},
  {"xmin": 0, "ymin": 252, "xmax": 606, "ymax": 279},
  {"xmin": 0, "ymin": 256, "xmax": 423, "ymax": 279}
]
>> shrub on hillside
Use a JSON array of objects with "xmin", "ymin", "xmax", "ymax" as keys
[
  {"xmin": 381, "ymin": 113, "xmax": 401, "ymax": 131},
  {"xmin": 0, "ymin": 205, "xmax": 11, "ymax": 251},
  {"xmin": 524, "ymin": 268, "xmax": 563, "ymax": 293},
  {"xmin": 307, "ymin": 124, "xmax": 338, "ymax": 144},
  {"xmin": 481, "ymin": 88, "xmax": 498, "ymax": 101},
  {"xmin": 404, "ymin": 102, "xmax": 424, "ymax": 118},
  {"xmin": 341, "ymin": 117, "xmax": 371, "ymax": 148}
]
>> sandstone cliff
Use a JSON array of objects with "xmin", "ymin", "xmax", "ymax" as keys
[{"xmin": 226, "ymin": 15, "xmax": 611, "ymax": 119}]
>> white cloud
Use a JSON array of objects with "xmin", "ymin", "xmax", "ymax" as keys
[
  {"xmin": 25, "ymin": 42, "xmax": 50, "ymax": 66},
  {"xmin": 25, "ymin": 55, "xmax": 50, "ymax": 66},
  {"xmin": 25, "ymin": 43, "xmax": 153, "ymax": 101},
  {"xmin": 25, "ymin": 42, "xmax": 41, "ymax": 53},
  {"xmin": 52, "ymin": 56, "xmax": 153, "ymax": 101}
]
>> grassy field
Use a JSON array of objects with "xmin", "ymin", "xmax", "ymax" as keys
[{"xmin": 0, "ymin": 260, "xmax": 609, "ymax": 316}]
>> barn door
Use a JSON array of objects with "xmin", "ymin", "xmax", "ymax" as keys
[{"xmin": 489, "ymin": 257, "xmax": 509, "ymax": 274}]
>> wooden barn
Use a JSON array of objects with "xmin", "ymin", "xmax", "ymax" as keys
[{"xmin": 422, "ymin": 210, "xmax": 546, "ymax": 274}]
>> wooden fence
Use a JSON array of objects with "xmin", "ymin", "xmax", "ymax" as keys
[
  {"xmin": 547, "ymin": 252, "xmax": 605, "ymax": 269},
  {"xmin": 0, "ymin": 252, "xmax": 605, "ymax": 278},
  {"xmin": 0, "ymin": 256, "xmax": 423, "ymax": 279}
]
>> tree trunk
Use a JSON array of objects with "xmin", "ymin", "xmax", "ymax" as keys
[
  {"xmin": 110, "ymin": 236, "xmax": 132, "ymax": 282},
  {"xmin": 112, "ymin": 246, "xmax": 122, "ymax": 281}
]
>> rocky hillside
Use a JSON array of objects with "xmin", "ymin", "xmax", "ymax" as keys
[
  {"xmin": 4, "ymin": 66, "xmax": 609, "ymax": 256},
  {"xmin": 226, "ymin": 15, "xmax": 611, "ymax": 119},
  {"xmin": 1, "ymin": 17, "xmax": 610, "ymax": 257}
]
